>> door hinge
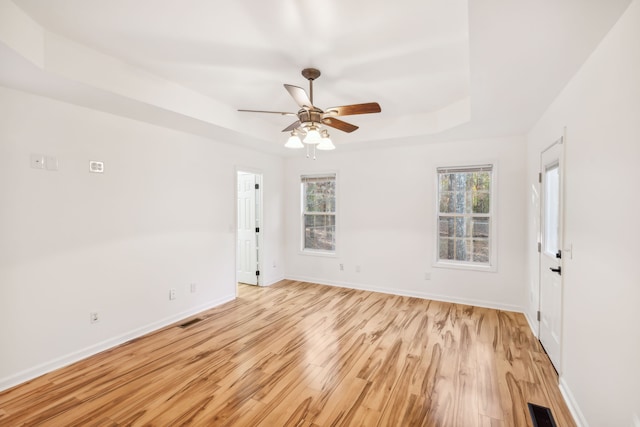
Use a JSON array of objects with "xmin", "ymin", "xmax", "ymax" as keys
[
  {"xmin": 538, "ymin": 172, "xmax": 542, "ymax": 183},
  {"xmin": 537, "ymin": 242, "xmax": 541, "ymax": 253},
  {"xmin": 255, "ymin": 227, "xmax": 260, "ymax": 233},
  {"xmin": 537, "ymin": 310, "xmax": 541, "ymax": 321},
  {"xmin": 256, "ymin": 270, "xmax": 260, "ymax": 276},
  {"xmin": 255, "ymin": 183, "xmax": 260, "ymax": 190}
]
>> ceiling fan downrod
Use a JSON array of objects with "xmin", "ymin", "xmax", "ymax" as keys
[{"xmin": 301, "ymin": 68, "xmax": 321, "ymax": 106}]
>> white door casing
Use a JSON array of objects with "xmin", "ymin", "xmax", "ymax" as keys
[
  {"xmin": 237, "ymin": 172, "xmax": 258, "ymax": 285},
  {"xmin": 539, "ymin": 138, "xmax": 564, "ymax": 372}
]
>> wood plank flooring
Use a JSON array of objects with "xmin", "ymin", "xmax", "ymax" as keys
[{"xmin": 0, "ymin": 280, "xmax": 576, "ymax": 426}]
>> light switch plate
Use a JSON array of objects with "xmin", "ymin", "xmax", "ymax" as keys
[
  {"xmin": 30, "ymin": 154, "xmax": 45, "ymax": 169},
  {"xmin": 89, "ymin": 160, "xmax": 104, "ymax": 173}
]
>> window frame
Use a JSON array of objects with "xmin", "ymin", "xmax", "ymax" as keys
[
  {"xmin": 434, "ymin": 163, "xmax": 498, "ymax": 272},
  {"xmin": 300, "ymin": 173, "xmax": 338, "ymax": 256}
]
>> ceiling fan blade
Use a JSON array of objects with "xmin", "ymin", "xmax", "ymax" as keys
[
  {"xmin": 321, "ymin": 117, "xmax": 359, "ymax": 133},
  {"xmin": 284, "ymin": 84, "xmax": 313, "ymax": 109},
  {"xmin": 282, "ymin": 121, "xmax": 301, "ymax": 132},
  {"xmin": 324, "ymin": 102, "xmax": 381, "ymax": 117},
  {"xmin": 238, "ymin": 109, "xmax": 297, "ymax": 116}
]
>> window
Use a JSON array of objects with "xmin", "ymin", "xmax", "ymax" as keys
[
  {"xmin": 437, "ymin": 165, "xmax": 493, "ymax": 267},
  {"xmin": 543, "ymin": 163, "xmax": 560, "ymax": 256},
  {"xmin": 301, "ymin": 174, "xmax": 336, "ymax": 253}
]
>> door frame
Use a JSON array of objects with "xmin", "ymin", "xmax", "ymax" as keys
[
  {"xmin": 235, "ymin": 167, "xmax": 264, "ymax": 292},
  {"xmin": 537, "ymin": 130, "xmax": 566, "ymax": 373}
]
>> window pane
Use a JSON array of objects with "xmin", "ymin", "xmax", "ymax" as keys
[
  {"xmin": 455, "ymin": 239, "xmax": 470, "ymax": 261},
  {"xmin": 544, "ymin": 165, "xmax": 559, "ymax": 255},
  {"xmin": 439, "ymin": 217, "xmax": 454, "ymax": 237},
  {"xmin": 472, "ymin": 217, "xmax": 489, "ymax": 238},
  {"xmin": 455, "ymin": 217, "xmax": 469, "ymax": 237},
  {"xmin": 439, "ymin": 238, "xmax": 454, "ymax": 260},
  {"xmin": 439, "ymin": 191, "xmax": 454, "ymax": 213},
  {"xmin": 479, "ymin": 172, "xmax": 491, "ymax": 190},
  {"xmin": 439, "ymin": 174, "xmax": 454, "ymax": 192},
  {"xmin": 454, "ymin": 188, "xmax": 466, "ymax": 213},
  {"xmin": 473, "ymin": 191, "xmax": 490, "ymax": 213},
  {"xmin": 305, "ymin": 180, "xmax": 336, "ymax": 213},
  {"xmin": 304, "ymin": 214, "xmax": 335, "ymax": 251},
  {"xmin": 472, "ymin": 240, "xmax": 489, "ymax": 263}
]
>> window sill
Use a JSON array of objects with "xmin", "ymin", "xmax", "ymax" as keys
[
  {"xmin": 299, "ymin": 249, "xmax": 337, "ymax": 258},
  {"xmin": 433, "ymin": 260, "xmax": 497, "ymax": 273}
]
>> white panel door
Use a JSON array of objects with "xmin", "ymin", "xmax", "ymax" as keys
[
  {"xmin": 539, "ymin": 142, "xmax": 564, "ymax": 371},
  {"xmin": 237, "ymin": 173, "xmax": 257, "ymax": 285}
]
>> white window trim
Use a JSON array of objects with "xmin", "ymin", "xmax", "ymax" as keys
[
  {"xmin": 299, "ymin": 172, "xmax": 338, "ymax": 257},
  {"xmin": 433, "ymin": 163, "xmax": 498, "ymax": 272}
]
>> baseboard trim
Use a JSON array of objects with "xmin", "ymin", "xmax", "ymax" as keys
[
  {"xmin": 559, "ymin": 376, "xmax": 588, "ymax": 427},
  {"xmin": 284, "ymin": 275, "xmax": 523, "ymax": 313},
  {"xmin": 524, "ymin": 311, "xmax": 539, "ymax": 338},
  {"xmin": 0, "ymin": 294, "xmax": 235, "ymax": 392},
  {"xmin": 262, "ymin": 275, "xmax": 286, "ymax": 287}
]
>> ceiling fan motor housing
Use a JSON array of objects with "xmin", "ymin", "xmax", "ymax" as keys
[{"xmin": 298, "ymin": 108, "xmax": 324, "ymax": 127}]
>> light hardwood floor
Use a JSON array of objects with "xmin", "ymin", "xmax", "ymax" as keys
[{"xmin": 0, "ymin": 280, "xmax": 575, "ymax": 426}]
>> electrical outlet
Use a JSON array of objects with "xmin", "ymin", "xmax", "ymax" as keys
[
  {"xmin": 424, "ymin": 272, "xmax": 431, "ymax": 280},
  {"xmin": 339, "ymin": 264, "xmax": 344, "ymax": 271},
  {"xmin": 190, "ymin": 283, "xmax": 197, "ymax": 293},
  {"xmin": 90, "ymin": 312, "xmax": 99, "ymax": 324},
  {"xmin": 169, "ymin": 288, "xmax": 176, "ymax": 300}
]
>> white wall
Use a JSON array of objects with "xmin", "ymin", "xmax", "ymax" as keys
[
  {"xmin": 284, "ymin": 136, "xmax": 527, "ymax": 311},
  {"xmin": 526, "ymin": 1, "xmax": 640, "ymax": 425},
  {"xmin": 0, "ymin": 86, "xmax": 285, "ymax": 390}
]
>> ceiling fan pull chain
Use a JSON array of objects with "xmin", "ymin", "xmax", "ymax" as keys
[
  {"xmin": 306, "ymin": 143, "xmax": 310, "ymax": 159},
  {"xmin": 313, "ymin": 144, "xmax": 317, "ymax": 160}
]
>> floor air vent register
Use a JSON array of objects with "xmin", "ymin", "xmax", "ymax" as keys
[{"xmin": 528, "ymin": 402, "xmax": 558, "ymax": 427}]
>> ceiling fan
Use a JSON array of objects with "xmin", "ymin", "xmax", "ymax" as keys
[{"xmin": 238, "ymin": 68, "xmax": 381, "ymax": 153}]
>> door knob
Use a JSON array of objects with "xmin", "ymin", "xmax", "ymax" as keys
[{"xmin": 550, "ymin": 266, "xmax": 561, "ymax": 275}]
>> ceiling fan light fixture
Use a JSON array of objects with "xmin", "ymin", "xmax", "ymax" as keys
[
  {"xmin": 303, "ymin": 125, "xmax": 322, "ymax": 144},
  {"xmin": 317, "ymin": 130, "xmax": 335, "ymax": 151},
  {"xmin": 284, "ymin": 130, "xmax": 304, "ymax": 149}
]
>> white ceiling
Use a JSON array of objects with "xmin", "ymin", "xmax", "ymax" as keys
[{"xmin": 1, "ymin": 0, "xmax": 632, "ymax": 154}]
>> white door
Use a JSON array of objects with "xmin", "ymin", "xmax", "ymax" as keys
[
  {"xmin": 237, "ymin": 172, "xmax": 258, "ymax": 285},
  {"xmin": 539, "ymin": 141, "xmax": 564, "ymax": 371}
]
